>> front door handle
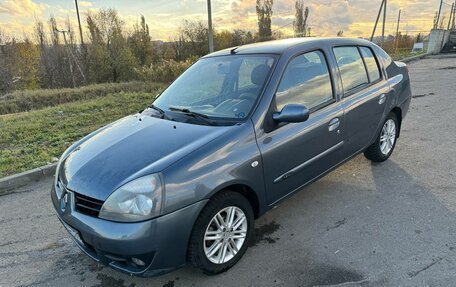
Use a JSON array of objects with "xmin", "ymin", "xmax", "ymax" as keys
[
  {"xmin": 378, "ymin": 94, "xmax": 386, "ymax": 104},
  {"xmin": 328, "ymin": 118, "xmax": 340, "ymax": 132}
]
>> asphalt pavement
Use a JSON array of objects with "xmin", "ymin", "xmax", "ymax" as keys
[{"xmin": 1, "ymin": 54, "xmax": 456, "ymax": 287}]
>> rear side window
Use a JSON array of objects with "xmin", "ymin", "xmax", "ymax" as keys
[
  {"xmin": 276, "ymin": 51, "xmax": 333, "ymax": 111},
  {"xmin": 333, "ymin": 47, "xmax": 369, "ymax": 93},
  {"xmin": 360, "ymin": 47, "xmax": 381, "ymax": 82}
]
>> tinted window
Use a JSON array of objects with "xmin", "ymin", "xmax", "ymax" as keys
[
  {"xmin": 276, "ymin": 51, "xmax": 333, "ymax": 111},
  {"xmin": 360, "ymin": 47, "xmax": 381, "ymax": 82},
  {"xmin": 333, "ymin": 47, "xmax": 369, "ymax": 93}
]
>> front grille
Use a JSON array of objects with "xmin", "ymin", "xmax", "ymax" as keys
[{"xmin": 74, "ymin": 192, "xmax": 104, "ymax": 217}]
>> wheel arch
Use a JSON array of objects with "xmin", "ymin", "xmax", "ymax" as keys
[
  {"xmin": 206, "ymin": 182, "xmax": 262, "ymax": 219},
  {"xmin": 391, "ymin": 106, "xmax": 402, "ymax": 137}
]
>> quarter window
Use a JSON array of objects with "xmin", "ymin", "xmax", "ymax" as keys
[
  {"xmin": 276, "ymin": 51, "xmax": 333, "ymax": 111},
  {"xmin": 360, "ymin": 47, "xmax": 381, "ymax": 82},
  {"xmin": 333, "ymin": 47, "xmax": 369, "ymax": 93}
]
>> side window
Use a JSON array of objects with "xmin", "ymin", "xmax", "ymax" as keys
[
  {"xmin": 333, "ymin": 47, "xmax": 369, "ymax": 93},
  {"xmin": 360, "ymin": 47, "xmax": 381, "ymax": 82},
  {"xmin": 276, "ymin": 51, "xmax": 333, "ymax": 111}
]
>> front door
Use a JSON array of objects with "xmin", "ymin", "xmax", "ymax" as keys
[{"xmin": 256, "ymin": 50, "xmax": 345, "ymax": 205}]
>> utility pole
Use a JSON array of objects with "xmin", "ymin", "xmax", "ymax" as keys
[
  {"xmin": 441, "ymin": 2, "xmax": 454, "ymax": 51},
  {"xmin": 54, "ymin": 22, "xmax": 86, "ymax": 86},
  {"xmin": 451, "ymin": 0, "xmax": 456, "ymax": 30},
  {"xmin": 449, "ymin": 2, "xmax": 455, "ymax": 31},
  {"xmin": 54, "ymin": 27, "xmax": 76, "ymax": 88},
  {"xmin": 395, "ymin": 9, "xmax": 402, "ymax": 50},
  {"xmin": 74, "ymin": 0, "xmax": 84, "ymax": 45},
  {"xmin": 381, "ymin": 0, "xmax": 387, "ymax": 47},
  {"xmin": 370, "ymin": 0, "xmax": 388, "ymax": 47},
  {"xmin": 436, "ymin": 0, "xmax": 444, "ymax": 29},
  {"xmin": 207, "ymin": 0, "xmax": 214, "ymax": 53},
  {"xmin": 371, "ymin": 0, "xmax": 385, "ymax": 41}
]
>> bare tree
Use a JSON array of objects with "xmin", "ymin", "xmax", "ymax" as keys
[
  {"xmin": 172, "ymin": 19, "xmax": 209, "ymax": 60},
  {"xmin": 0, "ymin": 30, "xmax": 13, "ymax": 93}
]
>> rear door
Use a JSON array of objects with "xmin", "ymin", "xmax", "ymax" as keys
[
  {"xmin": 333, "ymin": 46, "xmax": 390, "ymax": 155},
  {"xmin": 256, "ymin": 50, "xmax": 346, "ymax": 205}
]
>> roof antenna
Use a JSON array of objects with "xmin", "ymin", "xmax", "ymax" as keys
[{"xmin": 230, "ymin": 47, "xmax": 239, "ymax": 54}]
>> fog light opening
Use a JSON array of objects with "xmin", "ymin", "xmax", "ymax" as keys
[{"xmin": 131, "ymin": 257, "xmax": 145, "ymax": 267}]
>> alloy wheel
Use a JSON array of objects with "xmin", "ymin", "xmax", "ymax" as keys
[
  {"xmin": 203, "ymin": 206, "xmax": 248, "ymax": 264},
  {"xmin": 379, "ymin": 119, "xmax": 396, "ymax": 155}
]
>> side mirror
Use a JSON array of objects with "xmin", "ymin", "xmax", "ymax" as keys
[{"xmin": 273, "ymin": 104, "xmax": 310, "ymax": 123}]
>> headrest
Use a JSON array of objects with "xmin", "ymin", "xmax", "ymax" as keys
[{"xmin": 251, "ymin": 64, "xmax": 270, "ymax": 86}]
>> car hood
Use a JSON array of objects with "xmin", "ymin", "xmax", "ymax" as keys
[{"xmin": 59, "ymin": 114, "xmax": 232, "ymax": 201}]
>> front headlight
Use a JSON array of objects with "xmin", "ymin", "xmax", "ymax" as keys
[{"xmin": 99, "ymin": 174, "xmax": 164, "ymax": 222}]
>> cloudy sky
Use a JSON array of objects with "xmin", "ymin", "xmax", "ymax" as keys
[{"xmin": 0, "ymin": 0, "xmax": 449, "ymax": 41}]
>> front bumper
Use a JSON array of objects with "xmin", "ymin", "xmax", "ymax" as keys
[{"xmin": 51, "ymin": 185, "xmax": 208, "ymax": 276}]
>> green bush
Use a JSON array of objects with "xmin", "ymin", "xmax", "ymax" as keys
[
  {"xmin": 0, "ymin": 81, "xmax": 165, "ymax": 115},
  {"xmin": 135, "ymin": 58, "xmax": 196, "ymax": 83}
]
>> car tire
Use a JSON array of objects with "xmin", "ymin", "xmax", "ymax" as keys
[
  {"xmin": 188, "ymin": 191, "xmax": 254, "ymax": 275},
  {"xmin": 364, "ymin": 112, "xmax": 399, "ymax": 162}
]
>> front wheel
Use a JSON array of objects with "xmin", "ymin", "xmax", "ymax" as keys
[
  {"xmin": 364, "ymin": 112, "xmax": 399, "ymax": 162},
  {"xmin": 188, "ymin": 191, "xmax": 254, "ymax": 275}
]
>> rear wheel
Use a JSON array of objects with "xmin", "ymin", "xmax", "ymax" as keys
[
  {"xmin": 188, "ymin": 191, "xmax": 254, "ymax": 275},
  {"xmin": 364, "ymin": 112, "xmax": 399, "ymax": 162}
]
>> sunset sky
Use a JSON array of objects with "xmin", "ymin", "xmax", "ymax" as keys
[{"xmin": 0, "ymin": 0, "xmax": 450, "ymax": 41}]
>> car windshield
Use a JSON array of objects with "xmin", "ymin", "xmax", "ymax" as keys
[{"xmin": 153, "ymin": 55, "xmax": 275, "ymax": 123}]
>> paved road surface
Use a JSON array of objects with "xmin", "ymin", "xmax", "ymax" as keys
[{"xmin": 1, "ymin": 55, "xmax": 456, "ymax": 287}]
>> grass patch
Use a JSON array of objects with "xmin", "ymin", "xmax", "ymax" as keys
[
  {"xmin": 0, "ymin": 81, "xmax": 165, "ymax": 115},
  {"xmin": 0, "ymin": 88, "xmax": 163, "ymax": 178},
  {"xmin": 390, "ymin": 49, "xmax": 425, "ymax": 61}
]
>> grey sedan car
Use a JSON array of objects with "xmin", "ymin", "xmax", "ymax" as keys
[{"xmin": 51, "ymin": 38, "xmax": 411, "ymax": 276}]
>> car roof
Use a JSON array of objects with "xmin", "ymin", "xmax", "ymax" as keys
[{"xmin": 204, "ymin": 37, "xmax": 376, "ymax": 57}]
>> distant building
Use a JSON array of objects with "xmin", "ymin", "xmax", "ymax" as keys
[{"xmin": 411, "ymin": 42, "xmax": 424, "ymax": 53}]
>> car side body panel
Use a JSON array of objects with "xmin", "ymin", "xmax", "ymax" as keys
[{"xmin": 161, "ymin": 121, "xmax": 268, "ymax": 216}]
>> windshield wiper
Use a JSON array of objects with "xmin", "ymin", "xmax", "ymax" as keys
[
  {"xmin": 168, "ymin": 106, "xmax": 217, "ymax": 126},
  {"xmin": 150, "ymin": 104, "xmax": 173, "ymax": 120}
]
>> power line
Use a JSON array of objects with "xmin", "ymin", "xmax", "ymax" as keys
[
  {"xmin": 395, "ymin": 9, "xmax": 401, "ymax": 50},
  {"xmin": 272, "ymin": 22, "xmax": 294, "ymax": 33}
]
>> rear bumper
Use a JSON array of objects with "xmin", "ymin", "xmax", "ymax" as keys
[
  {"xmin": 399, "ymin": 93, "xmax": 411, "ymax": 119},
  {"xmin": 51, "ymin": 185, "xmax": 208, "ymax": 276}
]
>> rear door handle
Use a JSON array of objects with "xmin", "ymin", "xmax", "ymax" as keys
[
  {"xmin": 378, "ymin": 94, "xmax": 386, "ymax": 104},
  {"xmin": 328, "ymin": 118, "xmax": 340, "ymax": 132}
]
